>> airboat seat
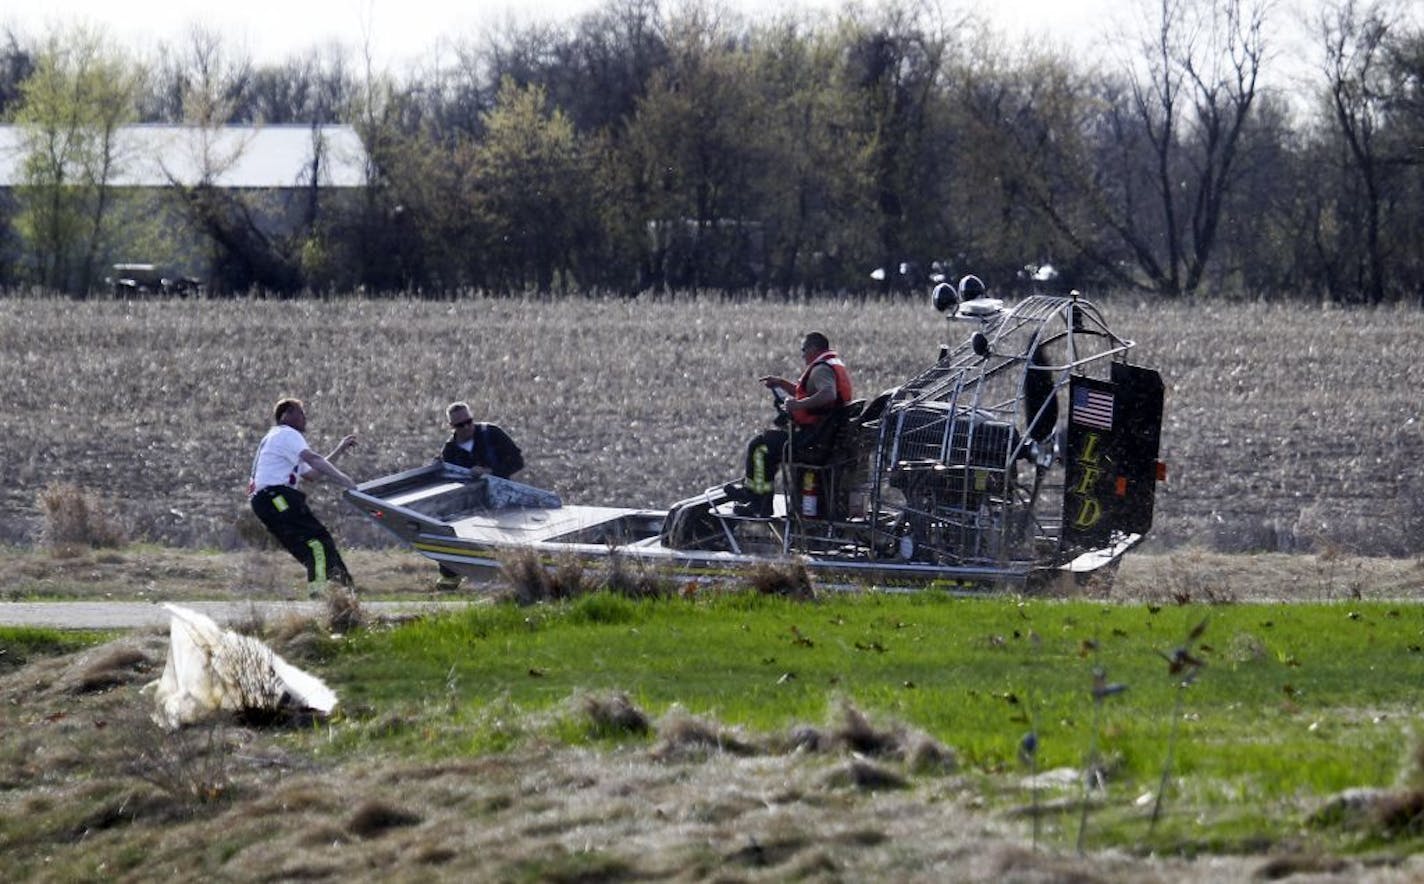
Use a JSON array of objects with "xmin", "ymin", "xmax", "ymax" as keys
[
  {"xmin": 789, "ymin": 399, "xmax": 865, "ymax": 464},
  {"xmin": 785, "ymin": 399, "xmax": 866, "ymax": 520}
]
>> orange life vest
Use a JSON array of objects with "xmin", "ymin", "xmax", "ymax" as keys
[{"xmin": 793, "ymin": 350, "xmax": 853, "ymax": 426}]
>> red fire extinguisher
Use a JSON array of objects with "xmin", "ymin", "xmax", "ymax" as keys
[{"xmin": 801, "ymin": 470, "xmax": 818, "ymax": 518}]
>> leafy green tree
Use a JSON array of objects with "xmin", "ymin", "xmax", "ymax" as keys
[
  {"xmin": 621, "ymin": 7, "xmax": 774, "ymax": 290},
  {"xmin": 746, "ymin": 16, "xmax": 864, "ymax": 293},
  {"xmin": 472, "ymin": 78, "xmax": 592, "ymax": 292},
  {"xmin": 825, "ymin": 3, "xmax": 956, "ymax": 293},
  {"xmin": 11, "ymin": 26, "xmax": 142, "ymax": 295}
]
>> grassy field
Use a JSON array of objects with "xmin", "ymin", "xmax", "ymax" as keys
[
  {"xmin": 6, "ymin": 586, "xmax": 1424, "ymax": 881},
  {"xmin": 2, "ymin": 294, "xmax": 1422, "ymax": 561}
]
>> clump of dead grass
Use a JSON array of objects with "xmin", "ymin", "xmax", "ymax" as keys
[
  {"xmin": 347, "ymin": 799, "xmax": 423, "ymax": 838},
  {"xmin": 819, "ymin": 760, "xmax": 908, "ymax": 791},
  {"xmin": 601, "ymin": 552, "xmax": 674, "ymax": 599},
  {"xmin": 38, "ymin": 481, "xmax": 127, "ymax": 555},
  {"xmin": 575, "ymin": 690, "xmax": 651, "ymax": 739},
  {"xmin": 265, "ymin": 613, "xmax": 328, "ymax": 662},
  {"xmin": 1340, "ymin": 740, "xmax": 1424, "ymax": 838},
  {"xmin": 749, "ymin": 560, "xmax": 817, "ymax": 600},
  {"xmin": 496, "ymin": 548, "xmax": 590, "ymax": 605},
  {"xmin": 642, "ymin": 699, "xmax": 955, "ymax": 773},
  {"xmin": 652, "ymin": 705, "xmax": 760, "ymax": 760},
  {"xmin": 58, "ymin": 644, "xmax": 152, "ymax": 694},
  {"xmin": 787, "ymin": 701, "xmax": 956, "ymax": 772},
  {"xmin": 1372, "ymin": 791, "xmax": 1424, "ymax": 837},
  {"xmin": 324, "ymin": 584, "xmax": 363, "ymax": 633},
  {"xmin": 116, "ymin": 704, "xmax": 239, "ymax": 810},
  {"xmin": 494, "ymin": 549, "xmax": 680, "ymax": 604},
  {"xmin": 1133, "ymin": 550, "xmax": 1238, "ymax": 605},
  {"xmin": 831, "ymin": 702, "xmax": 899, "ymax": 755}
]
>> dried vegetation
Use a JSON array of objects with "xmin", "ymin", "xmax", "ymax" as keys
[
  {"xmin": 5, "ymin": 636, "xmax": 1421, "ymax": 882},
  {"xmin": 1, "ymin": 295, "xmax": 1421, "ymax": 560}
]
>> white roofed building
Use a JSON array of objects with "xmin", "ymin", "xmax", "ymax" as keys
[
  {"xmin": 0, "ymin": 124, "xmax": 369, "ymax": 294},
  {"xmin": 0, "ymin": 124, "xmax": 367, "ymax": 189}
]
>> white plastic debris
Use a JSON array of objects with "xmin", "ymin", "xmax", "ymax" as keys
[{"xmin": 144, "ymin": 603, "xmax": 338, "ymax": 729}]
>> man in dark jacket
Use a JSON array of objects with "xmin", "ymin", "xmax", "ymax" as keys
[
  {"xmin": 441, "ymin": 401, "xmax": 524, "ymax": 479},
  {"xmin": 435, "ymin": 401, "xmax": 525, "ymax": 590}
]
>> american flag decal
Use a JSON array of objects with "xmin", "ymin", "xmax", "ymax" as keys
[{"xmin": 1072, "ymin": 386, "xmax": 1114, "ymax": 430}]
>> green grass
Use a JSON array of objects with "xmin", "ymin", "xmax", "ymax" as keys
[
  {"xmin": 5, "ymin": 585, "xmax": 1424, "ymax": 872},
  {"xmin": 0, "ymin": 626, "xmax": 113, "ymax": 672},
  {"xmin": 316, "ymin": 590, "xmax": 1424, "ymax": 852}
]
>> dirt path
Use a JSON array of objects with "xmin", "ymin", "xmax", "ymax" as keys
[{"xmin": 0, "ymin": 599, "xmax": 469, "ymax": 629}]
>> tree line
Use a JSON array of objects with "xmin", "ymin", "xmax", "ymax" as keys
[{"xmin": 1, "ymin": 0, "xmax": 1421, "ymax": 302}]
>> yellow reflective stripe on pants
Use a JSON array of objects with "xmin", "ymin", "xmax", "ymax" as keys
[
  {"xmin": 308, "ymin": 539, "xmax": 327, "ymax": 582},
  {"xmin": 746, "ymin": 444, "xmax": 774, "ymax": 494},
  {"xmin": 272, "ymin": 494, "xmax": 289, "ymax": 512}
]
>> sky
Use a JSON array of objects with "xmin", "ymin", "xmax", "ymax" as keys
[
  {"xmin": 9, "ymin": 0, "xmax": 1130, "ymax": 69},
  {"xmin": 5, "ymin": 0, "xmax": 1417, "ymax": 94}
]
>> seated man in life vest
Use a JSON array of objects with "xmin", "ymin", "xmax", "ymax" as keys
[{"xmin": 726, "ymin": 331, "xmax": 854, "ymax": 517}]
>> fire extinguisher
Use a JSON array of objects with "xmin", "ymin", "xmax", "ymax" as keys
[{"xmin": 801, "ymin": 470, "xmax": 818, "ymax": 518}]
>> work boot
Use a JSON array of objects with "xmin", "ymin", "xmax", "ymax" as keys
[{"xmin": 733, "ymin": 493, "xmax": 774, "ymax": 518}]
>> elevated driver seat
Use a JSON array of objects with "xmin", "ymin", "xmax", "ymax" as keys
[{"xmin": 785, "ymin": 398, "xmax": 866, "ymax": 521}]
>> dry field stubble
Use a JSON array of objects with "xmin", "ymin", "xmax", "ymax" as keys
[{"xmin": 2, "ymin": 293, "xmax": 1423, "ymax": 563}]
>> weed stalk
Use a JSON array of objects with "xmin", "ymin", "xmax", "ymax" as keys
[
  {"xmin": 1149, "ymin": 617, "xmax": 1208, "ymax": 837},
  {"xmin": 1077, "ymin": 655, "xmax": 1127, "ymax": 855}
]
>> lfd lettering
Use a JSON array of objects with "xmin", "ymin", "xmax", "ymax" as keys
[
  {"xmin": 1073, "ymin": 496, "xmax": 1101, "ymax": 529},
  {"xmin": 1071, "ymin": 431, "xmax": 1104, "ymax": 529}
]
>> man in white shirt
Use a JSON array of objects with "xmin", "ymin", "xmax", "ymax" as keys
[{"xmin": 248, "ymin": 397, "xmax": 359, "ymax": 594}]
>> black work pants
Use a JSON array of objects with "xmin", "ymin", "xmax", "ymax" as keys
[
  {"xmin": 743, "ymin": 428, "xmax": 789, "ymax": 496},
  {"xmin": 744, "ymin": 422, "xmax": 832, "ymax": 494},
  {"xmin": 250, "ymin": 486, "xmax": 352, "ymax": 587}
]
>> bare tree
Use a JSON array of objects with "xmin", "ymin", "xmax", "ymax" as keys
[
  {"xmin": 156, "ymin": 27, "xmax": 307, "ymax": 293},
  {"xmin": 0, "ymin": 28, "xmax": 36, "ymax": 118},
  {"xmin": 1114, "ymin": 0, "xmax": 1266, "ymax": 295},
  {"xmin": 1318, "ymin": 0, "xmax": 1400, "ymax": 303}
]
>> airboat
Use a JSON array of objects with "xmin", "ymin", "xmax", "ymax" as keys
[{"xmin": 346, "ymin": 288, "xmax": 1165, "ymax": 591}]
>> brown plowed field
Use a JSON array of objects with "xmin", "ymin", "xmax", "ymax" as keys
[{"xmin": 3, "ymin": 295, "xmax": 1420, "ymax": 560}]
